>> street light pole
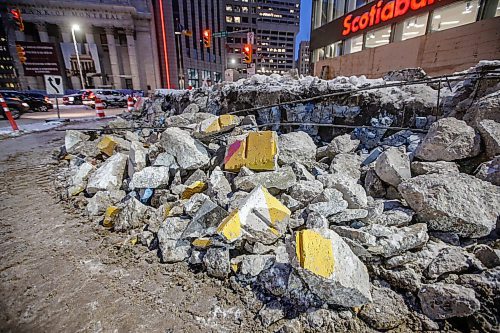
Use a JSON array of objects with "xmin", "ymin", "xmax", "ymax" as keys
[{"xmin": 71, "ymin": 24, "xmax": 86, "ymax": 90}]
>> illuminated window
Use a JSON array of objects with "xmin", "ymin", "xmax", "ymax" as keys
[
  {"xmin": 394, "ymin": 13, "xmax": 428, "ymax": 42},
  {"xmin": 226, "ymin": 16, "xmax": 233, "ymax": 23},
  {"xmin": 364, "ymin": 25, "xmax": 391, "ymax": 48},
  {"xmin": 226, "ymin": 5, "xmax": 232, "ymax": 11},
  {"xmin": 234, "ymin": 16, "xmax": 241, "ymax": 23},
  {"xmin": 430, "ymin": 0, "xmax": 479, "ymax": 32}
]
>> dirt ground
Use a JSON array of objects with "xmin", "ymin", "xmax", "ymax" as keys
[{"xmin": 0, "ymin": 125, "xmax": 264, "ymax": 333}]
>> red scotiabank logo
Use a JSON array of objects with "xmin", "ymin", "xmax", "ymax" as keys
[{"xmin": 343, "ymin": 0, "xmax": 436, "ymax": 36}]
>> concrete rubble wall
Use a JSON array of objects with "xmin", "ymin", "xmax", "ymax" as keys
[{"xmin": 56, "ymin": 61, "xmax": 500, "ymax": 332}]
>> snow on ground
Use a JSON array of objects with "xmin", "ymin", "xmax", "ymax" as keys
[{"xmin": 0, "ymin": 121, "xmax": 65, "ymax": 140}]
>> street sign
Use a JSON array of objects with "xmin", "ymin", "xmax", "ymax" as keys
[
  {"xmin": 213, "ymin": 31, "xmax": 228, "ymax": 38},
  {"xmin": 44, "ymin": 75, "xmax": 64, "ymax": 95},
  {"xmin": 247, "ymin": 32, "xmax": 255, "ymax": 45},
  {"xmin": 15, "ymin": 42, "xmax": 60, "ymax": 76},
  {"xmin": 247, "ymin": 63, "xmax": 256, "ymax": 76}
]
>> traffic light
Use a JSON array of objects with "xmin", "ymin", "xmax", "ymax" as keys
[
  {"xmin": 203, "ymin": 29, "xmax": 211, "ymax": 48},
  {"xmin": 243, "ymin": 44, "xmax": 252, "ymax": 64},
  {"xmin": 9, "ymin": 8, "xmax": 24, "ymax": 32},
  {"xmin": 16, "ymin": 44, "xmax": 26, "ymax": 64}
]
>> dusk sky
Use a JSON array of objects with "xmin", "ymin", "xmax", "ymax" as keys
[{"xmin": 296, "ymin": 0, "xmax": 312, "ymax": 59}]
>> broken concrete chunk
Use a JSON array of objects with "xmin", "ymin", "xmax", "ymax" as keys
[
  {"xmin": 477, "ymin": 119, "xmax": 500, "ymax": 158},
  {"xmin": 474, "ymin": 156, "xmax": 500, "ymax": 186},
  {"xmin": 364, "ymin": 169, "xmax": 387, "ymax": 198},
  {"xmin": 182, "ymin": 198, "xmax": 228, "ymax": 238},
  {"xmin": 471, "ymin": 244, "xmax": 500, "ymax": 269},
  {"xmin": 235, "ymin": 254, "xmax": 275, "ymax": 277},
  {"xmin": 325, "ymin": 134, "xmax": 359, "ymax": 158},
  {"xmin": 206, "ymin": 167, "xmax": 232, "ymax": 207},
  {"xmin": 359, "ymin": 287, "xmax": 410, "ymax": 331},
  {"xmin": 259, "ymin": 300, "xmax": 285, "ymax": 327},
  {"xmin": 374, "ymin": 147, "xmax": 411, "ymax": 187},
  {"xmin": 86, "ymin": 190, "xmax": 126, "ymax": 216},
  {"xmin": 234, "ymin": 165, "xmax": 296, "ymax": 192},
  {"xmin": 415, "ymin": 117, "xmax": 481, "ymax": 161},
  {"xmin": 331, "ymin": 226, "xmax": 377, "ymax": 247},
  {"xmin": 217, "ymin": 186, "xmax": 291, "ymax": 245},
  {"xmin": 97, "ymin": 135, "xmax": 118, "ymax": 156},
  {"xmin": 411, "ymin": 161, "xmax": 459, "ymax": 176},
  {"xmin": 318, "ymin": 174, "xmax": 367, "ymax": 209},
  {"xmin": 364, "ymin": 223, "xmax": 429, "ymax": 257},
  {"xmin": 65, "ymin": 130, "xmax": 90, "ymax": 154},
  {"xmin": 114, "ymin": 197, "xmax": 155, "ymax": 232},
  {"xmin": 224, "ymin": 131, "xmax": 278, "ymax": 172},
  {"xmin": 418, "ymin": 283, "xmax": 480, "ymax": 320},
  {"xmin": 278, "ymin": 131, "xmax": 316, "ymax": 166},
  {"xmin": 399, "ymin": 173, "xmax": 500, "ymax": 238},
  {"xmin": 426, "ymin": 247, "xmax": 469, "ymax": 279},
  {"xmin": 129, "ymin": 166, "xmax": 170, "ymax": 190},
  {"xmin": 293, "ymin": 228, "xmax": 372, "ymax": 307},
  {"xmin": 184, "ymin": 169, "xmax": 207, "ymax": 185},
  {"xmin": 157, "ymin": 217, "xmax": 191, "ymax": 263},
  {"xmin": 203, "ymin": 247, "xmax": 230, "ymax": 279},
  {"xmin": 290, "ymin": 162, "xmax": 315, "ymax": 181},
  {"xmin": 181, "ymin": 181, "xmax": 207, "ymax": 200},
  {"xmin": 280, "ymin": 194, "xmax": 302, "ymax": 212},
  {"xmin": 305, "ymin": 211, "xmax": 329, "ymax": 229},
  {"xmin": 68, "ymin": 162, "xmax": 94, "ymax": 196},
  {"xmin": 287, "ymin": 180, "xmax": 323, "ymax": 204},
  {"xmin": 307, "ymin": 188, "xmax": 348, "ymax": 217},
  {"xmin": 195, "ymin": 114, "xmax": 240, "ymax": 135},
  {"xmin": 329, "ymin": 153, "xmax": 363, "ymax": 181},
  {"xmin": 103, "ymin": 206, "xmax": 120, "ymax": 228},
  {"xmin": 128, "ymin": 141, "xmax": 147, "ymax": 177},
  {"xmin": 159, "ymin": 127, "xmax": 210, "ymax": 170},
  {"xmin": 370, "ymin": 207, "xmax": 414, "ymax": 227},
  {"xmin": 328, "ymin": 209, "xmax": 368, "ymax": 224},
  {"xmin": 153, "ymin": 152, "xmax": 178, "ymax": 169},
  {"xmin": 87, "ymin": 153, "xmax": 128, "ymax": 194}
]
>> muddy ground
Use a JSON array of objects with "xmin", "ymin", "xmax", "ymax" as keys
[{"xmin": 0, "ymin": 124, "xmax": 264, "ymax": 333}]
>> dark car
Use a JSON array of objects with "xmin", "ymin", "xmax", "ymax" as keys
[
  {"xmin": 63, "ymin": 90, "xmax": 88, "ymax": 105},
  {"xmin": 0, "ymin": 97, "xmax": 29, "ymax": 119},
  {"xmin": 20, "ymin": 92, "xmax": 53, "ymax": 112}
]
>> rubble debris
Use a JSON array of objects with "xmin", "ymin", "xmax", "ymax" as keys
[
  {"xmin": 415, "ymin": 117, "xmax": 481, "ymax": 161},
  {"xmin": 399, "ymin": 173, "xmax": 500, "ymax": 238},
  {"xmin": 57, "ymin": 61, "xmax": 500, "ymax": 330}
]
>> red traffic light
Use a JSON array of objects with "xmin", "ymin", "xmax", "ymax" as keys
[
  {"xmin": 9, "ymin": 8, "xmax": 24, "ymax": 32},
  {"xmin": 242, "ymin": 44, "xmax": 252, "ymax": 64},
  {"xmin": 203, "ymin": 29, "xmax": 211, "ymax": 48}
]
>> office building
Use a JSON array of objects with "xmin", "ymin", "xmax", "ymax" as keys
[
  {"xmin": 1, "ymin": 0, "xmax": 160, "ymax": 92},
  {"xmin": 224, "ymin": 0, "xmax": 301, "ymax": 75},
  {"xmin": 0, "ymin": 22, "xmax": 19, "ymax": 90},
  {"xmin": 297, "ymin": 40, "xmax": 310, "ymax": 75},
  {"xmin": 310, "ymin": 0, "xmax": 500, "ymax": 78},
  {"xmin": 153, "ymin": 0, "xmax": 226, "ymax": 89}
]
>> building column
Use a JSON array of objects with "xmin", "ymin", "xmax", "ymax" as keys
[
  {"xmin": 60, "ymin": 25, "xmax": 82, "ymax": 90},
  {"xmin": 13, "ymin": 29, "xmax": 39, "ymax": 90},
  {"xmin": 35, "ymin": 22, "xmax": 49, "ymax": 42},
  {"xmin": 84, "ymin": 27, "xmax": 102, "ymax": 88},
  {"xmin": 125, "ymin": 29, "xmax": 141, "ymax": 90},
  {"xmin": 104, "ymin": 27, "xmax": 122, "ymax": 89}
]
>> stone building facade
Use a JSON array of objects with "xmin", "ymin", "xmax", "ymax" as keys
[{"xmin": 2, "ymin": 0, "xmax": 161, "ymax": 92}]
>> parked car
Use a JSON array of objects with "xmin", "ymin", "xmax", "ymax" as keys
[
  {"xmin": 62, "ymin": 90, "xmax": 87, "ymax": 105},
  {"xmin": 0, "ymin": 96, "xmax": 29, "ymax": 119},
  {"xmin": 0, "ymin": 90, "xmax": 52, "ymax": 112},
  {"xmin": 83, "ymin": 89, "xmax": 128, "ymax": 109},
  {"xmin": 20, "ymin": 92, "xmax": 53, "ymax": 112}
]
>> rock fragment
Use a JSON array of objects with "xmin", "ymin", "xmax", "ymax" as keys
[
  {"xmin": 411, "ymin": 161, "xmax": 459, "ymax": 176},
  {"xmin": 203, "ymin": 247, "xmax": 230, "ymax": 279},
  {"xmin": 325, "ymin": 134, "xmax": 359, "ymax": 158},
  {"xmin": 225, "ymin": 131, "xmax": 278, "ymax": 172},
  {"xmin": 157, "ymin": 217, "xmax": 191, "ymax": 263},
  {"xmin": 418, "ymin": 283, "xmax": 480, "ymax": 319},
  {"xmin": 374, "ymin": 147, "xmax": 411, "ymax": 187},
  {"xmin": 415, "ymin": 117, "xmax": 481, "ymax": 161},
  {"xmin": 359, "ymin": 287, "xmax": 410, "ymax": 330},
  {"xmin": 477, "ymin": 119, "xmax": 500, "ymax": 158},
  {"xmin": 234, "ymin": 166, "xmax": 296, "ymax": 192},
  {"xmin": 114, "ymin": 197, "xmax": 155, "ymax": 232},
  {"xmin": 87, "ymin": 153, "xmax": 128, "ymax": 194},
  {"xmin": 426, "ymin": 247, "xmax": 469, "ymax": 279},
  {"xmin": 129, "ymin": 166, "xmax": 170, "ymax": 190},
  {"xmin": 278, "ymin": 131, "xmax": 316, "ymax": 165},
  {"xmin": 65, "ymin": 130, "xmax": 90, "ymax": 154},
  {"xmin": 160, "ymin": 127, "xmax": 210, "ymax": 170}
]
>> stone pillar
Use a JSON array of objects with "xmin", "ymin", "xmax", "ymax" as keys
[
  {"xmin": 105, "ymin": 27, "xmax": 122, "ymax": 89},
  {"xmin": 35, "ymin": 22, "xmax": 49, "ymax": 42},
  {"xmin": 84, "ymin": 28, "xmax": 102, "ymax": 88},
  {"xmin": 60, "ymin": 25, "xmax": 82, "ymax": 90},
  {"xmin": 125, "ymin": 29, "xmax": 141, "ymax": 90}
]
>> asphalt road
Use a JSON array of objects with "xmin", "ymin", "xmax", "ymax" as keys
[{"xmin": 0, "ymin": 105, "xmax": 125, "ymax": 128}]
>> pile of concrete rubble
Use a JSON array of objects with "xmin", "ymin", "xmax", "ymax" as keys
[{"xmin": 57, "ymin": 61, "xmax": 500, "ymax": 332}]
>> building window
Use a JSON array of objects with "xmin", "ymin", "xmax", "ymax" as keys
[
  {"xmin": 325, "ymin": 41, "xmax": 342, "ymax": 58},
  {"xmin": 430, "ymin": 0, "xmax": 480, "ymax": 33},
  {"xmin": 226, "ymin": 5, "xmax": 232, "ymax": 11},
  {"xmin": 393, "ymin": 13, "xmax": 428, "ymax": 42},
  {"xmin": 226, "ymin": 16, "xmax": 233, "ymax": 23},
  {"xmin": 188, "ymin": 68, "xmax": 199, "ymax": 88},
  {"xmin": 344, "ymin": 35, "xmax": 363, "ymax": 54},
  {"xmin": 125, "ymin": 79, "xmax": 133, "ymax": 89},
  {"xmin": 234, "ymin": 16, "xmax": 241, "ymax": 23},
  {"xmin": 364, "ymin": 25, "xmax": 391, "ymax": 48}
]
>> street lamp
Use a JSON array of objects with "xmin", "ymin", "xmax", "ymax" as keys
[{"xmin": 71, "ymin": 24, "xmax": 86, "ymax": 89}]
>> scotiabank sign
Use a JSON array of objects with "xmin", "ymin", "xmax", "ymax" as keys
[
  {"xmin": 343, "ymin": 0, "xmax": 437, "ymax": 36},
  {"xmin": 310, "ymin": 0, "xmax": 454, "ymax": 49}
]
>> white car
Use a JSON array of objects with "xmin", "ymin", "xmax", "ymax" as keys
[{"xmin": 83, "ymin": 89, "xmax": 128, "ymax": 109}]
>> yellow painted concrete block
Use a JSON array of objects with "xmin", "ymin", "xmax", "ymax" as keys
[
  {"xmin": 246, "ymin": 131, "xmax": 278, "ymax": 171},
  {"xmin": 296, "ymin": 229, "xmax": 335, "ymax": 278},
  {"xmin": 103, "ymin": 206, "xmax": 120, "ymax": 228},
  {"xmin": 218, "ymin": 114, "xmax": 239, "ymax": 129},
  {"xmin": 217, "ymin": 210, "xmax": 241, "ymax": 242},
  {"xmin": 262, "ymin": 187, "xmax": 291, "ymax": 236},
  {"xmin": 224, "ymin": 131, "xmax": 277, "ymax": 172},
  {"xmin": 204, "ymin": 118, "xmax": 221, "ymax": 134},
  {"xmin": 181, "ymin": 181, "xmax": 208, "ymax": 200},
  {"xmin": 231, "ymin": 262, "xmax": 240, "ymax": 273},
  {"xmin": 97, "ymin": 135, "xmax": 118, "ymax": 156},
  {"xmin": 192, "ymin": 238, "xmax": 212, "ymax": 249}
]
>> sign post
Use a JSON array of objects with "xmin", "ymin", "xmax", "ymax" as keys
[{"xmin": 44, "ymin": 75, "xmax": 64, "ymax": 120}]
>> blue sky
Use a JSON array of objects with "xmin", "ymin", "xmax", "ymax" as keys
[{"xmin": 296, "ymin": 0, "xmax": 312, "ymax": 60}]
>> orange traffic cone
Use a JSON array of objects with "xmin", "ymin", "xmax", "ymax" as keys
[
  {"xmin": 0, "ymin": 93, "xmax": 19, "ymax": 131},
  {"xmin": 127, "ymin": 96, "xmax": 135, "ymax": 112},
  {"xmin": 95, "ymin": 97, "xmax": 105, "ymax": 118}
]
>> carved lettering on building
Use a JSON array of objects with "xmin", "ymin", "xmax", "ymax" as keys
[{"xmin": 20, "ymin": 7, "xmax": 125, "ymax": 21}]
